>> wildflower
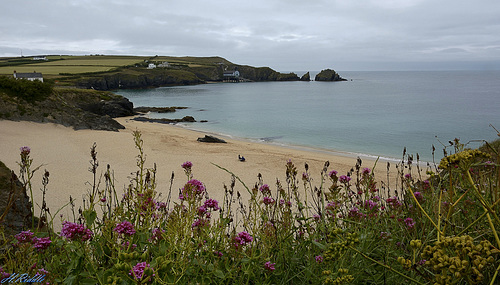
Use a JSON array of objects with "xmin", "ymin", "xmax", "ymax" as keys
[
  {"xmin": 214, "ymin": 251, "xmax": 223, "ymax": 257},
  {"xmin": 404, "ymin": 217, "xmax": 415, "ymax": 229},
  {"xmin": 362, "ymin": 168, "xmax": 371, "ymax": 175},
  {"xmin": 15, "ymin": 230, "xmax": 34, "ymax": 244},
  {"xmin": 302, "ymin": 172, "xmax": 310, "ymax": 181},
  {"xmin": 413, "ymin": 191, "xmax": 424, "ymax": 202},
  {"xmin": 348, "ymin": 206, "xmax": 366, "ymax": 220},
  {"xmin": 121, "ymin": 241, "xmax": 137, "ymax": 250},
  {"xmin": 380, "ymin": 232, "xmax": 391, "ymax": 240},
  {"xmin": 149, "ymin": 228, "xmax": 165, "ymax": 242},
  {"xmin": 20, "ymin": 146, "xmax": 31, "ymax": 155},
  {"xmin": 0, "ymin": 267, "xmax": 10, "ymax": 280},
  {"xmin": 100, "ymin": 197, "xmax": 106, "ymax": 202},
  {"xmin": 313, "ymin": 214, "xmax": 321, "ymax": 221},
  {"xmin": 339, "ymin": 175, "xmax": 351, "ymax": 184},
  {"xmin": 315, "ymin": 255, "xmax": 323, "ymax": 264},
  {"xmin": 180, "ymin": 179, "xmax": 206, "ymax": 200},
  {"xmin": 33, "ymin": 237, "xmax": 51, "ymax": 251},
  {"xmin": 262, "ymin": 196, "xmax": 275, "ymax": 205},
  {"xmin": 129, "ymin": 262, "xmax": 154, "ymax": 281},
  {"xmin": 405, "ymin": 173, "xmax": 412, "ymax": 179},
  {"xmin": 264, "ymin": 261, "xmax": 276, "ymax": 272},
  {"xmin": 181, "ymin": 161, "xmax": 193, "ymax": 170},
  {"xmin": 60, "ymin": 221, "xmax": 93, "ymax": 241},
  {"xmin": 114, "ymin": 220, "xmax": 136, "ymax": 236},
  {"xmin": 386, "ymin": 196, "xmax": 402, "ymax": 208},
  {"xmin": 328, "ymin": 170, "xmax": 338, "ymax": 178},
  {"xmin": 191, "ymin": 218, "xmax": 209, "ymax": 230},
  {"xmin": 259, "ymin": 184, "xmax": 271, "ymax": 195},
  {"xmin": 233, "ymin": 231, "xmax": 253, "ymax": 249},
  {"xmin": 203, "ymin": 198, "xmax": 220, "ymax": 211}
]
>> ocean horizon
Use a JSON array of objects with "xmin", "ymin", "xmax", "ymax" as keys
[{"xmin": 117, "ymin": 70, "xmax": 500, "ymax": 163}]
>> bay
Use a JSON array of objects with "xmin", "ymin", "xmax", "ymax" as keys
[{"xmin": 116, "ymin": 71, "xmax": 500, "ymax": 163}]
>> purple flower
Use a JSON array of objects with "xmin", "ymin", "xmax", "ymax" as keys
[
  {"xmin": 386, "ymin": 196, "xmax": 402, "ymax": 208},
  {"xmin": 328, "ymin": 170, "xmax": 338, "ymax": 178},
  {"xmin": 313, "ymin": 214, "xmax": 321, "ymax": 221},
  {"xmin": 20, "ymin": 146, "xmax": 31, "ymax": 155},
  {"xmin": 339, "ymin": 175, "xmax": 351, "ymax": 184},
  {"xmin": 33, "ymin": 237, "xmax": 51, "ymax": 251},
  {"xmin": 233, "ymin": 231, "xmax": 253, "ymax": 249},
  {"xmin": 61, "ymin": 221, "xmax": 93, "ymax": 241},
  {"xmin": 129, "ymin": 262, "xmax": 154, "ymax": 281},
  {"xmin": 180, "ymin": 179, "xmax": 206, "ymax": 200},
  {"xmin": 114, "ymin": 220, "xmax": 136, "ymax": 236},
  {"xmin": 405, "ymin": 173, "xmax": 412, "ymax": 179},
  {"xmin": 203, "ymin": 199, "xmax": 220, "ymax": 211},
  {"xmin": 191, "ymin": 218, "xmax": 209, "ymax": 230},
  {"xmin": 315, "ymin": 255, "xmax": 323, "ymax": 263},
  {"xmin": 181, "ymin": 161, "xmax": 193, "ymax": 170},
  {"xmin": 259, "ymin": 184, "xmax": 271, "ymax": 195},
  {"xmin": 15, "ymin": 230, "xmax": 34, "ymax": 244},
  {"xmin": 362, "ymin": 168, "xmax": 371, "ymax": 175},
  {"xmin": 264, "ymin": 261, "xmax": 276, "ymax": 272},
  {"xmin": 262, "ymin": 196, "xmax": 275, "ymax": 206},
  {"xmin": 214, "ymin": 251, "xmax": 223, "ymax": 257},
  {"xmin": 149, "ymin": 228, "xmax": 165, "ymax": 242},
  {"xmin": 404, "ymin": 217, "xmax": 415, "ymax": 229},
  {"xmin": 0, "ymin": 267, "xmax": 10, "ymax": 280},
  {"xmin": 413, "ymin": 192, "xmax": 424, "ymax": 202},
  {"xmin": 100, "ymin": 197, "xmax": 106, "ymax": 202}
]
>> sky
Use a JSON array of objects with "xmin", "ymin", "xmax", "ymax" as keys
[{"xmin": 1, "ymin": 0, "xmax": 500, "ymax": 71}]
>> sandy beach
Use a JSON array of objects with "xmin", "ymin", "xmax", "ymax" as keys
[{"xmin": 0, "ymin": 117, "xmax": 402, "ymax": 226}]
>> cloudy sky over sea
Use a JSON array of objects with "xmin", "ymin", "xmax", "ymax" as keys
[{"xmin": 1, "ymin": 0, "xmax": 499, "ymax": 71}]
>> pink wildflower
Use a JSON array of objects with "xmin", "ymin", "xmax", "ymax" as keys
[
  {"xmin": 362, "ymin": 168, "xmax": 371, "ymax": 175},
  {"xmin": 129, "ymin": 262, "xmax": 154, "ymax": 281},
  {"xmin": 33, "ymin": 237, "xmax": 51, "ymax": 251},
  {"xmin": 264, "ymin": 261, "xmax": 276, "ymax": 272},
  {"xmin": 20, "ymin": 146, "xmax": 31, "ymax": 155},
  {"xmin": 259, "ymin": 184, "xmax": 271, "ymax": 195},
  {"xmin": 60, "ymin": 221, "xmax": 93, "ymax": 241},
  {"xmin": 315, "ymin": 255, "xmax": 323, "ymax": 263},
  {"xmin": 181, "ymin": 161, "xmax": 193, "ymax": 170},
  {"xmin": 180, "ymin": 179, "xmax": 206, "ymax": 200},
  {"xmin": 14, "ymin": 230, "xmax": 34, "ymax": 244},
  {"xmin": 404, "ymin": 217, "xmax": 415, "ymax": 229},
  {"xmin": 233, "ymin": 231, "xmax": 253, "ymax": 249},
  {"xmin": 413, "ymin": 191, "xmax": 424, "ymax": 202},
  {"xmin": 262, "ymin": 196, "xmax": 275, "ymax": 205},
  {"xmin": 328, "ymin": 170, "xmax": 338, "ymax": 178},
  {"xmin": 203, "ymin": 198, "xmax": 220, "ymax": 211},
  {"xmin": 114, "ymin": 220, "xmax": 136, "ymax": 236},
  {"xmin": 339, "ymin": 175, "xmax": 351, "ymax": 184}
]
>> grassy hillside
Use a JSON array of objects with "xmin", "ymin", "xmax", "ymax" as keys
[{"xmin": 0, "ymin": 55, "xmax": 302, "ymax": 90}]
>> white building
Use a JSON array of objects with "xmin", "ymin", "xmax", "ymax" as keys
[
  {"xmin": 147, "ymin": 63, "xmax": 157, "ymax": 69},
  {"xmin": 13, "ymin": 71, "xmax": 44, "ymax": 82}
]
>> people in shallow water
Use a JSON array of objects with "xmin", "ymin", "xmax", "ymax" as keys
[{"xmin": 238, "ymin": 155, "xmax": 246, "ymax": 162}]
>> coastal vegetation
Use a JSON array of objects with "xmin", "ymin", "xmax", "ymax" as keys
[{"xmin": 0, "ymin": 131, "xmax": 499, "ymax": 284}]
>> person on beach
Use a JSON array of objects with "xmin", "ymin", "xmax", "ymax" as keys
[{"xmin": 238, "ymin": 155, "xmax": 246, "ymax": 162}]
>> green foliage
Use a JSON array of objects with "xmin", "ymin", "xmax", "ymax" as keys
[
  {"xmin": 0, "ymin": 76, "xmax": 52, "ymax": 102},
  {"xmin": 1, "ymin": 135, "xmax": 499, "ymax": 284}
]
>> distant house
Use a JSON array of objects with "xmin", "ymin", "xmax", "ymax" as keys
[
  {"xmin": 13, "ymin": 71, "xmax": 43, "ymax": 82},
  {"xmin": 158, "ymin": 62, "xmax": 170, "ymax": 68},
  {"xmin": 32, "ymin": 56, "xmax": 48, "ymax": 61},
  {"xmin": 147, "ymin": 63, "xmax": 157, "ymax": 69},
  {"xmin": 223, "ymin": 70, "xmax": 240, "ymax": 78}
]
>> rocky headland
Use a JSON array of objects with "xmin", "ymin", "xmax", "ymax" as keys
[{"xmin": 314, "ymin": 69, "xmax": 347, "ymax": 81}]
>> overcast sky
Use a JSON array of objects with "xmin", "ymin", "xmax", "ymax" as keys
[{"xmin": 1, "ymin": 0, "xmax": 499, "ymax": 71}]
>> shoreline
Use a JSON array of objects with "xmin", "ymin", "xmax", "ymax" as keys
[{"xmin": 0, "ymin": 118, "xmax": 413, "ymax": 229}]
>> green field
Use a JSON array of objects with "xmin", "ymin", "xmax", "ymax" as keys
[{"xmin": 0, "ymin": 55, "xmax": 148, "ymax": 76}]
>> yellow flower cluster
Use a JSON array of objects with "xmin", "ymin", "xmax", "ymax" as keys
[
  {"xmin": 422, "ymin": 235, "xmax": 497, "ymax": 284},
  {"xmin": 324, "ymin": 230, "xmax": 360, "ymax": 260},
  {"xmin": 397, "ymin": 256, "xmax": 412, "ymax": 270},
  {"xmin": 438, "ymin": 149, "xmax": 491, "ymax": 169},
  {"xmin": 323, "ymin": 268, "xmax": 354, "ymax": 285}
]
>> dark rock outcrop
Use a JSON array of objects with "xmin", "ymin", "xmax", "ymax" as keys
[
  {"xmin": 300, "ymin": 72, "xmax": 311, "ymax": 81},
  {"xmin": 197, "ymin": 135, "xmax": 227, "ymax": 143},
  {"xmin": 134, "ymin": 106, "xmax": 187, "ymax": 114},
  {"xmin": 132, "ymin": 116, "xmax": 196, "ymax": 124},
  {"xmin": 0, "ymin": 88, "xmax": 130, "ymax": 131},
  {"xmin": 79, "ymin": 97, "xmax": 134, "ymax": 118},
  {"xmin": 0, "ymin": 161, "xmax": 32, "ymax": 237},
  {"xmin": 314, "ymin": 69, "xmax": 347, "ymax": 81}
]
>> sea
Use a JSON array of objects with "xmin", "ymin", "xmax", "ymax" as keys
[{"xmin": 116, "ymin": 71, "xmax": 500, "ymax": 164}]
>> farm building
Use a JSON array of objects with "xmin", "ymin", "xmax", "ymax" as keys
[{"xmin": 13, "ymin": 71, "xmax": 44, "ymax": 82}]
